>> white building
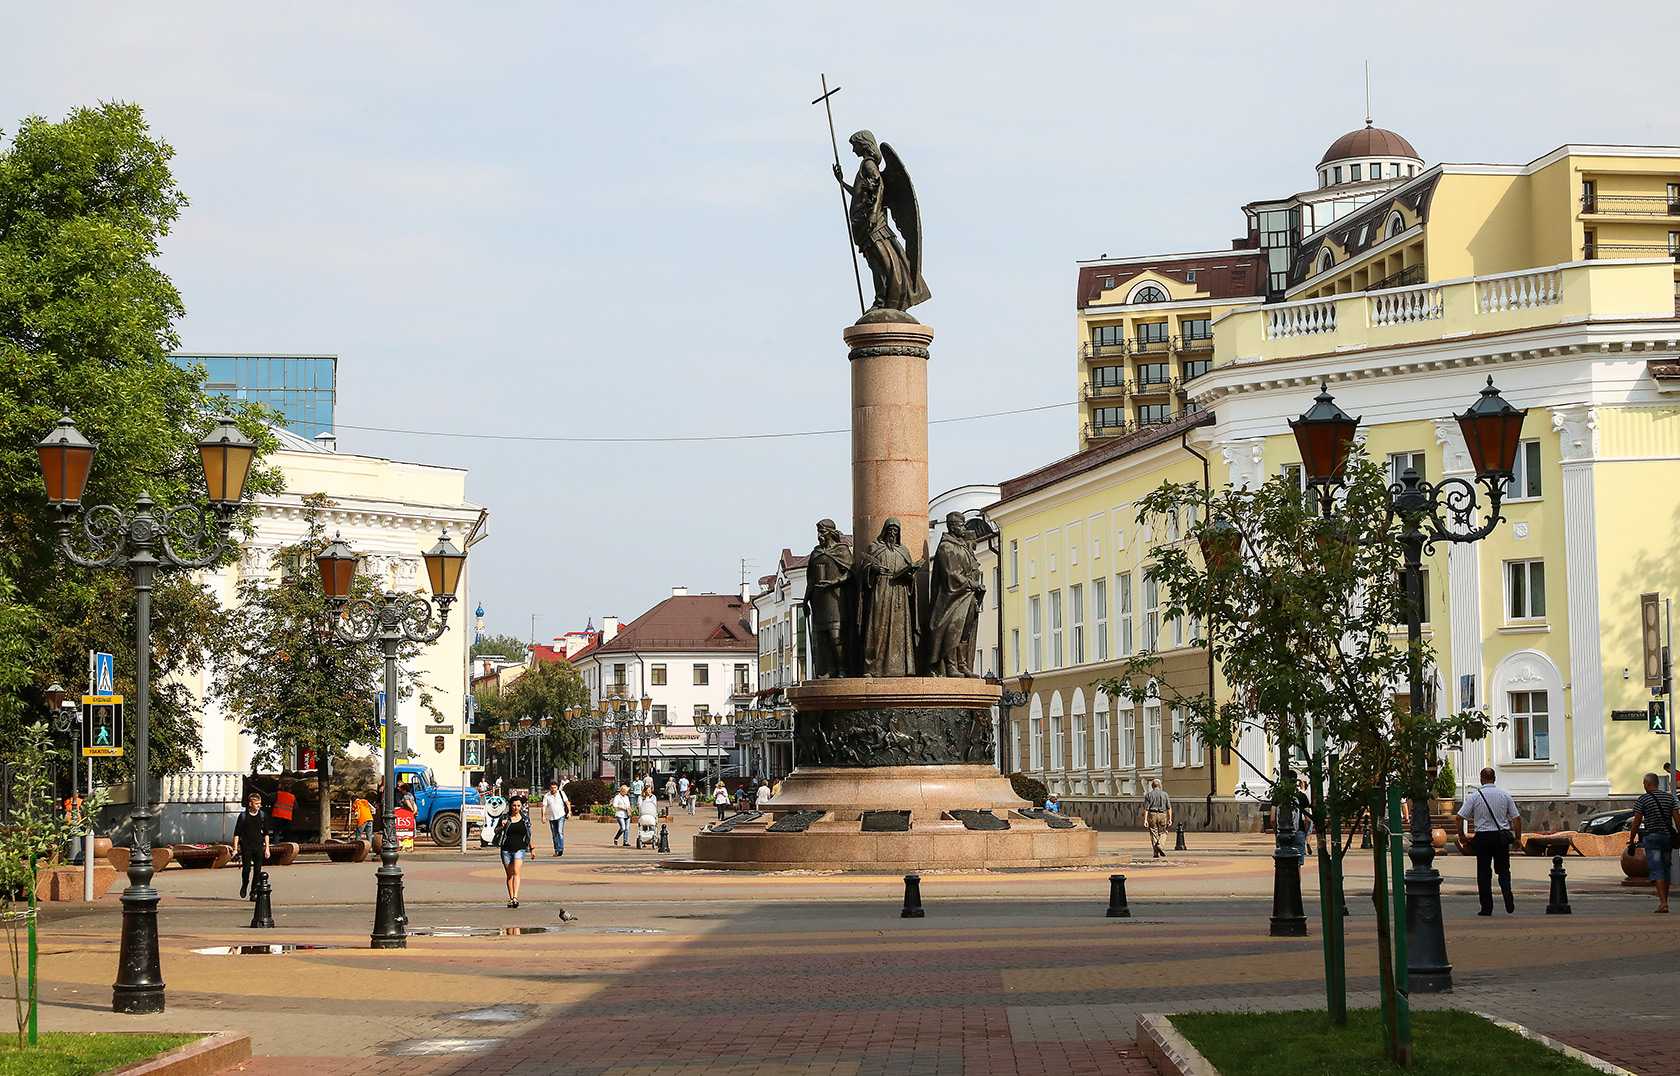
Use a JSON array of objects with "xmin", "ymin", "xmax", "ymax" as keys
[{"xmin": 183, "ymin": 426, "xmax": 485, "ymax": 787}]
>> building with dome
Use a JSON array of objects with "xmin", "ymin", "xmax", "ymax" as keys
[{"xmin": 1026, "ymin": 124, "xmax": 1680, "ymax": 828}]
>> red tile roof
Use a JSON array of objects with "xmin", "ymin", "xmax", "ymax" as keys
[{"xmin": 593, "ymin": 594, "xmax": 755, "ymax": 655}]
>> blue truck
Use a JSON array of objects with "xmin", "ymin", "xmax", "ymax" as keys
[{"xmin": 394, "ymin": 763, "xmax": 485, "ymax": 846}]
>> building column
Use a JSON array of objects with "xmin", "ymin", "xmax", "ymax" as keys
[
  {"xmin": 1554, "ymin": 405, "xmax": 1611, "ymax": 798},
  {"xmin": 1436, "ymin": 420, "xmax": 1486, "ymax": 792}
]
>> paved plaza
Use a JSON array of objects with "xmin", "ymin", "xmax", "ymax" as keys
[{"xmin": 28, "ymin": 812, "xmax": 1679, "ymax": 1075}]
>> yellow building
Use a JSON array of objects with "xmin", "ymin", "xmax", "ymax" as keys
[{"xmin": 1005, "ymin": 129, "xmax": 1680, "ymax": 828}]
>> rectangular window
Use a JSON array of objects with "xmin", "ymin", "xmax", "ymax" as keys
[
  {"xmin": 1049, "ymin": 590, "xmax": 1064, "ymax": 668},
  {"xmin": 1668, "ymin": 181, "xmax": 1680, "ymax": 209},
  {"xmin": 1093, "ymin": 405, "xmax": 1127, "ymax": 430},
  {"xmin": 1396, "ymin": 566, "xmax": 1432, "ymax": 625},
  {"xmin": 692, "ymin": 704, "xmax": 709, "ymax": 718},
  {"xmin": 1506, "ymin": 559, "xmax": 1546, "ymax": 621},
  {"xmin": 1094, "ymin": 577, "xmax": 1110, "ymax": 660},
  {"xmin": 1581, "ymin": 178, "xmax": 1596, "ymax": 212},
  {"xmin": 1143, "ymin": 704, "xmax": 1162, "ymax": 769},
  {"xmin": 1180, "ymin": 317, "xmax": 1211, "ymax": 340},
  {"xmin": 1143, "ymin": 574, "xmax": 1160, "ymax": 650},
  {"xmin": 1138, "ymin": 362, "xmax": 1171, "ymax": 386},
  {"xmin": 1388, "ymin": 451, "xmax": 1426, "ymax": 485},
  {"xmin": 1171, "ymin": 707, "xmax": 1187, "ymax": 767},
  {"xmin": 1120, "ymin": 707, "xmax": 1137, "ymax": 768},
  {"xmin": 1584, "ymin": 227, "xmax": 1596, "ymax": 259},
  {"xmin": 612, "ymin": 662, "xmax": 627, "ymax": 688},
  {"xmin": 1282, "ymin": 462, "xmax": 1320, "ymax": 516},
  {"xmin": 734, "ymin": 663, "xmax": 750, "ymax": 691},
  {"xmin": 1011, "ymin": 629, "xmax": 1021, "ymax": 674},
  {"xmin": 652, "ymin": 704, "xmax": 668, "ymax": 725},
  {"xmin": 1509, "ymin": 689, "xmax": 1550, "ymax": 761},
  {"xmin": 1070, "ymin": 583, "xmax": 1085, "ymax": 664},
  {"xmin": 1504, "ymin": 439, "xmax": 1542, "ymax": 500},
  {"xmin": 1670, "ymin": 231, "xmax": 1680, "ymax": 256},
  {"xmin": 1029, "ymin": 596, "xmax": 1043, "ymax": 672},
  {"xmin": 1093, "ymin": 364, "xmax": 1125, "ymax": 388},
  {"xmin": 1184, "ymin": 269, "xmax": 1198, "ymax": 283},
  {"xmin": 1095, "ymin": 709, "xmax": 1110, "ymax": 769},
  {"xmin": 1182, "ymin": 358, "xmax": 1212, "ymax": 381},
  {"xmin": 1119, "ymin": 573, "xmax": 1135, "ymax": 656},
  {"xmin": 1389, "ymin": 162, "xmax": 1401, "ymax": 178},
  {"xmin": 650, "ymin": 664, "xmax": 668, "ymax": 686},
  {"xmin": 1136, "ymin": 321, "xmax": 1169, "ymax": 345},
  {"xmin": 1332, "ymin": 165, "xmax": 1343, "ymax": 184},
  {"xmin": 1072, "ymin": 713, "xmax": 1086, "ymax": 770},
  {"xmin": 1030, "ymin": 713, "xmax": 1043, "ymax": 770},
  {"xmin": 1137, "ymin": 403, "xmax": 1172, "ymax": 425},
  {"xmin": 1009, "ymin": 539, "xmax": 1019, "ymax": 585},
  {"xmin": 1350, "ymin": 163, "xmax": 1362, "ymax": 182},
  {"xmin": 692, "ymin": 663, "xmax": 709, "ymax": 686},
  {"xmin": 1190, "ymin": 723, "xmax": 1205, "ymax": 768},
  {"xmin": 1091, "ymin": 323, "xmax": 1124, "ymax": 347},
  {"xmin": 1051, "ymin": 712, "xmax": 1064, "ymax": 770}
]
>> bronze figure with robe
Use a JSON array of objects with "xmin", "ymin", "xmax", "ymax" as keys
[
  {"xmin": 805, "ymin": 518, "xmax": 853, "ymax": 679},
  {"xmin": 858, "ymin": 517, "xmax": 920, "ymax": 677},
  {"xmin": 926, "ymin": 513, "xmax": 986, "ymax": 677},
  {"xmin": 832, "ymin": 130, "xmax": 930, "ymax": 315}
]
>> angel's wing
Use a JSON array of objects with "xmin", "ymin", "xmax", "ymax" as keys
[{"xmin": 879, "ymin": 142, "xmax": 923, "ymax": 286}]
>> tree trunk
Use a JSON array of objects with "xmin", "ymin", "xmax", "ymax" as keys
[
  {"xmin": 1371, "ymin": 791, "xmax": 1402, "ymax": 1065},
  {"xmin": 317, "ymin": 742, "xmax": 332, "ymax": 843}
]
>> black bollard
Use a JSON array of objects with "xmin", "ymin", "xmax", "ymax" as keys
[
  {"xmin": 657, "ymin": 824, "xmax": 671, "ymax": 854},
  {"xmin": 1174, "ymin": 823, "xmax": 1187, "ymax": 852},
  {"xmin": 1545, "ymin": 855, "xmax": 1573, "ymax": 915},
  {"xmin": 1106, "ymin": 873, "xmax": 1132, "ymax": 918},
  {"xmin": 900, "ymin": 874, "xmax": 925, "ymax": 918},
  {"xmin": 249, "ymin": 870, "xmax": 275, "ymax": 929}
]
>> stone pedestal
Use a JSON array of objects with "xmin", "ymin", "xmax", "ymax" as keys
[{"xmin": 846, "ymin": 320, "xmax": 932, "ymax": 556}]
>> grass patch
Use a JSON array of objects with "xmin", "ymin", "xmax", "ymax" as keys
[
  {"xmin": 0, "ymin": 1032, "xmax": 199, "ymax": 1076},
  {"xmin": 1170, "ymin": 1010, "xmax": 1599, "ymax": 1076}
]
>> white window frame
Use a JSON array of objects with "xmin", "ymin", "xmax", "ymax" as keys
[
  {"xmin": 1120, "ymin": 705, "xmax": 1137, "ymax": 769},
  {"xmin": 1119, "ymin": 572, "xmax": 1134, "ymax": 656},
  {"xmin": 1142, "ymin": 703, "xmax": 1162, "ymax": 769},
  {"xmin": 1011, "ymin": 628, "xmax": 1021, "ymax": 675},
  {"xmin": 1072, "ymin": 712, "xmax": 1086, "ymax": 770},
  {"xmin": 1070, "ymin": 583, "xmax": 1085, "ymax": 664},
  {"xmin": 1049, "ymin": 590, "xmax": 1064, "ymax": 668},
  {"xmin": 1388, "ymin": 450, "xmax": 1426, "ymax": 486},
  {"xmin": 1171, "ymin": 706, "xmax": 1187, "ymax": 768},
  {"xmin": 1094, "ymin": 577, "xmax": 1109, "ymax": 660},
  {"xmin": 1009, "ymin": 539, "xmax": 1019, "ymax": 586},
  {"xmin": 1504, "ymin": 439, "xmax": 1542, "ymax": 501},
  {"xmin": 1508, "ymin": 689, "xmax": 1551, "ymax": 761},
  {"xmin": 1143, "ymin": 573, "xmax": 1160, "ymax": 651},
  {"xmin": 1029, "ymin": 711, "xmax": 1043, "ymax": 771},
  {"xmin": 1051, "ymin": 712, "xmax": 1064, "ymax": 770},
  {"xmin": 1028, "ymin": 596, "xmax": 1043, "ymax": 672},
  {"xmin": 1505, "ymin": 559, "xmax": 1547, "ymax": 622},
  {"xmin": 1190, "ymin": 723, "xmax": 1204, "ymax": 768},
  {"xmin": 1094, "ymin": 702, "xmax": 1110, "ymax": 770}
]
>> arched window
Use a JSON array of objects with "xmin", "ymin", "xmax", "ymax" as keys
[
  {"xmin": 1129, "ymin": 283, "xmax": 1169, "ymax": 305},
  {"xmin": 1387, "ymin": 212, "xmax": 1405, "ymax": 240},
  {"xmin": 1319, "ymin": 249, "xmax": 1335, "ymax": 274}
]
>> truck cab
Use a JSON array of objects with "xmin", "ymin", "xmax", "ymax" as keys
[{"xmin": 393, "ymin": 763, "xmax": 484, "ymax": 846}]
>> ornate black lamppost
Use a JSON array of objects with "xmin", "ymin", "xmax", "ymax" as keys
[
  {"xmin": 316, "ymin": 530, "xmax": 465, "ymax": 949},
  {"xmin": 990, "ymin": 671, "xmax": 1034, "ymax": 776},
  {"xmin": 1290, "ymin": 376, "xmax": 1526, "ymax": 992},
  {"xmin": 37, "ymin": 412, "xmax": 256, "ymax": 1014}
]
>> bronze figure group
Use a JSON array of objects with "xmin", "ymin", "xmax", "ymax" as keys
[{"xmin": 803, "ymin": 513, "xmax": 985, "ymax": 679}]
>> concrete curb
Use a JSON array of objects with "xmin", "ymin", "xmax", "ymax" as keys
[
  {"xmin": 1136, "ymin": 1014, "xmax": 1219, "ymax": 1076},
  {"xmin": 1475, "ymin": 1012, "xmax": 1635, "ymax": 1075},
  {"xmin": 110, "ymin": 1030, "xmax": 251, "ymax": 1075}
]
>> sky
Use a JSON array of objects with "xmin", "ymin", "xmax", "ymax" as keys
[{"xmin": 7, "ymin": 2, "xmax": 1680, "ymax": 641}]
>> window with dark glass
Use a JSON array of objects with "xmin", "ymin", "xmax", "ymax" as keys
[
  {"xmin": 1137, "ymin": 403, "xmax": 1172, "ymax": 425},
  {"xmin": 1133, "ymin": 285, "xmax": 1168, "ymax": 304},
  {"xmin": 1182, "ymin": 358, "xmax": 1211, "ymax": 381},
  {"xmin": 1350, "ymin": 163, "xmax": 1362, "ymax": 182},
  {"xmin": 1090, "ymin": 323, "xmax": 1124, "ymax": 347},
  {"xmin": 1093, "ymin": 365, "xmax": 1125, "ymax": 387},
  {"xmin": 1180, "ymin": 317, "xmax": 1211, "ymax": 340},
  {"xmin": 1581, "ymin": 178, "xmax": 1596, "ymax": 212},
  {"xmin": 1137, "ymin": 362, "xmax": 1170, "ymax": 385},
  {"xmin": 1135, "ymin": 321, "xmax": 1168, "ymax": 345},
  {"xmin": 1092, "ymin": 406, "xmax": 1125, "ymax": 429}
]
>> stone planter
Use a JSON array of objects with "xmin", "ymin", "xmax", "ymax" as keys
[{"xmin": 1621, "ymin": 843, "xmax": 1653, "ymax": 886}]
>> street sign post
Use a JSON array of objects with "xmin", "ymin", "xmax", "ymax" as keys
[{"xmin": 80, "ymin": 695, "xmax": 123, "ymax": 757}]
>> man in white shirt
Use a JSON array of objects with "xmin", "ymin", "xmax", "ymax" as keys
[
  {"xmin": 678, "ymin": 774, "xmax": 691, "ymax": 813},
  {"xmin": 755, "ymin": 779, "xmax": 772, "ymax": 809},
  {"xmin": 611, "ymin": 784, "xmax": 633, "ymax": 848},
  {"xmin": 1457, "ymin": 766, "xmax": 1522, "ymax": 915},
  {"xmin": 540, "ymin": 779, "xmax": 570, "ymax": 857}
]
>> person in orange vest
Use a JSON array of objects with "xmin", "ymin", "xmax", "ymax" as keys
[
  {"xmin": 351, "ymin": 795, "xmax": 375, "ymax": 843},
  {"xmin": 272, "ymin": 780, "xmax": 297, "ymax": 841}
]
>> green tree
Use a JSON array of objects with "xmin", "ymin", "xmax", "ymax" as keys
[
  {"xmin": 480, "ymin": 661, "xmax": 589, "ymax": 785},
  {"xmin": 214, "ymin": 497, "xmax": 436, "ymax": 841},
  {"xmin": 1098, "ymin": 453, "xmax": 1489, "ymax": 1065},
  {"xmin": 0, "ymin": 102, "xmax": 279, "ymax": 781},
  {"xmin": 471, "ymin": 632, "xmax": 528, "ymax": 660}
]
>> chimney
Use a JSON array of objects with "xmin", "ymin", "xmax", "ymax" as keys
[
  {"xmin": 671, "ymin": 586, "xmax": 688, "ymax": 597},
  {"xmin": 314, "ymin": 431, "xmax": 338, "ymax": 452},
  {"xmin": 749, "ymin": 606, "xmax": 759, "ymax": 635},
  {"xmin": 601, "ymin": 616, "xmax": 621, "ymax": 641},
  {"xmin": 740, "ymin": 581, "xmax": 752, "ymax": 602}
]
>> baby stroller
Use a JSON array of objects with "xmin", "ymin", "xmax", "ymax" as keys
[{"xmin": 634, "ymin": 809, "xmax": 659, "ymax": 849}]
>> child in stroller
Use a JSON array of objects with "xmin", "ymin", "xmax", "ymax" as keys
[{"xmin": 633, "ymin": 786, "xmax": 660, "ymax": 849}]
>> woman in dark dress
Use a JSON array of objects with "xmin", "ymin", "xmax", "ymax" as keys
[{"xmin": 498, "ymin": 796, "xmax": 534, "ymax": 907}]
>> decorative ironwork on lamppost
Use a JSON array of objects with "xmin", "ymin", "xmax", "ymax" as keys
[
  {"xmin": 317, "ymin": 529, "xmax": 464, "ymax": 950},
  {"xmin": 37, "ymin": 413, "xmax": 255, "ymax": 1014},
  {"xmin": 1291, "ymin": 375, "xmax": 1526, "ymax": 993},
  {"xmin": 988, "ymin": 670, "xmax": 1034, "ymax": 775}
]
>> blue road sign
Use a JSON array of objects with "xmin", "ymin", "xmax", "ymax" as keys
[{"xmin": 92, "ymin": 651, "xmax": 115, "ymax": 695}]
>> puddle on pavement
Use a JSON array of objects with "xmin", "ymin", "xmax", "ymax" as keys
[
  {"xmin": 407, "ymin": 925, "xmax": 563, "ymax": 938},
  {"xmin": 190, "ymin": 944, "xmax": 344, "ymax": 955},
  {"xmin": 448, "ymin": 1004, "xmax": 536, "ymax": 1023},
  {"xmin": 599, "ymin": 927, "xmax": 667, "ymax": 934},
  {"xmin": 384, "ymin": 1038, "xmax": 500, "ymax": 1056}
]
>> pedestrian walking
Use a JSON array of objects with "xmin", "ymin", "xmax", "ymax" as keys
[
  {"xmin": 1457, "ymin": 766, "xmax": 1522, "ymax": 915},
  {"xmin": 1142, "ymin": 779, "xmax": 1172, "ymax": 858},
  {"xmin": 351, "ymin": 794, "xmax": 375, "ymax": 844},
  {"xmin": 637, "ymin": 787, "xmax": 659, "ymax": 848},
  {"xmin": 664, "ymin": 775, "xmax": 678, "ymax": 805},
  {"xmin": 496, "ymin": 796, "xmax": 534, "ymax": 908},
  {"xmin": 755, "ymin": 779, "xmax": 772, "ymax": 809},
  {"xmin": 735, "ymin": 785, "xmax": 751, "ymax": 814},
  {"xmin": 611, "ymin": 784, "xmax": 633, "ymax": 846},
  {"xmin": 233, "ymin": 791, "xmax": 271, "ymax": 901},
  {"xmin": 1628, "ymin": 771, "xmax": 1680, "ymax": 913},
  {"xmin": 678, "ymin": 773, "xmax": 692, "ymax": 813},
  {"xmin": 714, "ymin": 782, "xmax": 730, "ymax": 820},
  {"xmin": 541, "ymin": 779, "xmax": 570, "ymax": 857}
]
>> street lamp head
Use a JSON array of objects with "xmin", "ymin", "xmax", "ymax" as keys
[
  {"xmin": 1289, "ymin": 381, "xmax": 1361, "ymax": 486},
  {"xmin": 315, "ymin": 533, "xmax": 359, "ymax": 600},
  {"xmin": 421, "ymin": 531, "xmax": 466, "ymax": 598},
  {"xmin": 641, "ymin": 694, "xmax": 653, "ymax": 713},
  {"xmin": 1455, "ymin": 376, "xmax": 1528, "ymax": 481},
  {"xmin": 1198, "ymin": 514, "xmax": 1242, "ymax": 571},
  {"xmin": 197, "ymin": 418, "xmax": 256, "ymax": 508},
  {"xmin": 37, "ymin": 412, "xmax": 97, "ymax": 507},
  {"xmin": 45, "ymin": 682, "xmax": 67, "ymax": 711},
  {"xmin": 1017, "ymin": 670, "xmax": 1035, "ymax": 698}
]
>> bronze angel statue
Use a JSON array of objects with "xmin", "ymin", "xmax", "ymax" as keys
[{"xmin": 832, "ymin": 131, "xmax": 930, "ymax": 316}]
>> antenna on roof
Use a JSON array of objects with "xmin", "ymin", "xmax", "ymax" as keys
[{"xmin": 1364, "ymin": 60, "xmax": 1372, "ymax": 127}]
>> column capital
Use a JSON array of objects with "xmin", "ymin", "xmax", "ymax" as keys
[{"xmin": 1550, "ymin": 403, "xmax": 1600, "ymax": 464}]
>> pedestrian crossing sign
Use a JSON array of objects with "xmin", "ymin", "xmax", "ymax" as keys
[
  {"xmin": 1652, "ymin": 700, "xmax": 1669, "ymax": 735},
  {"xmin": 81, "ymin": 694, "xmax": 124, "ymax": 756}
]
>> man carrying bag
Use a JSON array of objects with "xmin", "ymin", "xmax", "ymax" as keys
[{"xmin": 1456, "ymin": 766, "xmax": 1522, "ymax": 915}]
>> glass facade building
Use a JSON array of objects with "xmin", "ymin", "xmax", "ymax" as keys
[{"xmin": 170, "ymin": 354, "xmax": 337, "ymax": 439}]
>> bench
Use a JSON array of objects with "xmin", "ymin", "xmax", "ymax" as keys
[
  {"xmin": 170, "ymin": 843, "xmax": 234, "ymax": 869},
  {"xmin": 295, "ymin": 840, "xmax": 370, "ymax": 863}
]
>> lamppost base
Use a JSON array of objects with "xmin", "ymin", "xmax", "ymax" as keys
[
  {"xmin": 1270, "ymin": 850, "xmax": 1309, "ymax": 937},
  {"xmin": 112, "ymin": 883, "xmax": 165, "ymax": 1014},
  {"xmin": 1404, "ymin": 866, "xmax": 1453, "ymax": 993},
  {"xmin": 370, "ymin": 866, "xmax": 408, "ymax": 950}
]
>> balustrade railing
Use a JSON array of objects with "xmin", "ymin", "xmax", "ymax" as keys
[
  {"xmin": 1476, "ymin": 268, "xmax": 1562, "ymax": 313},
  {"xmin": 1264, "ymin": 299, "xmax": 1337, "ymax": 339},
  {"xmin": 1369, "ymin": 284, "xmax": 1444, "ymax": 326},
  {"xmin": 162, "ymin": 770, "xmax": 244, "ymax": 803}
]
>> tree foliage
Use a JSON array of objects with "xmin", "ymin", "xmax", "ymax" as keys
[
  {"xmin": 479, "ymin": 660, "xmax": 590, "ymax": 779},
  {"xmin": 471, "ymin": 632, "xmax": 527, "ymax": 660},
  {"xmin": 0, "ymin": 103, "xmax": 280, "ymax": 780},
  {"xmin": 214, "ymin": 497, "xmax": 435, "ymax": 840}
]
